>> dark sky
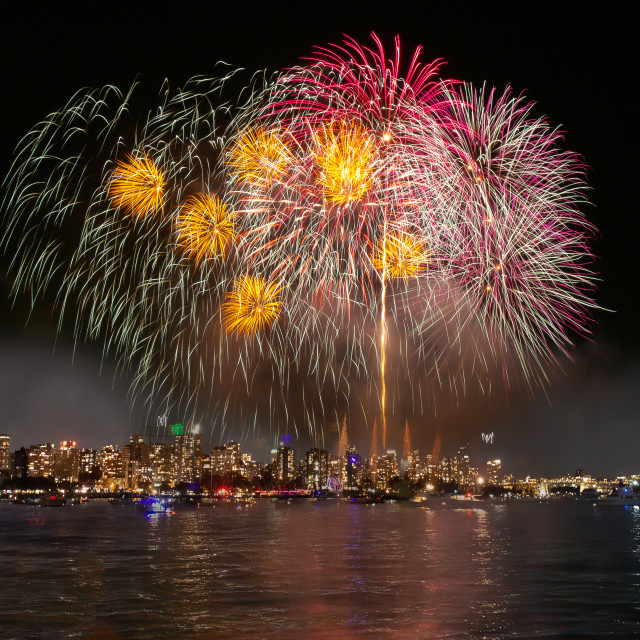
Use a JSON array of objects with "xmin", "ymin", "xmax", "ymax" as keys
[{"xmin": 1, "ymin": 2, "xmax": 638, "ymax": 477}]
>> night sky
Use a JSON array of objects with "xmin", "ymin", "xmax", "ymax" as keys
[{"xmin": 1, "ymin": 3, "xmax": 637, "ymax": 477}]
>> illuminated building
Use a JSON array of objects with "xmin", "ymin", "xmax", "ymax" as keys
[
  {"xmin": 376, "ymin": 450, "xmax": 398, "ymax": 490},
  {"xmin": 274, "ymin": 445, "xmax": 295, "ymax": 485},
  {"xmin": 149, "ymin": 443, "xmax": 172, "ymax": 488},
  {"xmin": 172, "ymin": 429, "xmax": 203, "ymax": 485},
  {"xmin": 242, "ymin": 454, "xmax": 263, "ymax": 481},
  {"xmin": 423, "ymin": 454, "xmax": 435, "ymax": 483},
  {"xmin": 305, "ymin": 448, "xmax": 329, "ymax": 490},
  {"xmin": 344, "ymin": 446, "xmax": 361, "ymax": 494},
  {"xmin": 79, "ymin": 448, "xmax": 98, "ymax": 475},
  {"xmin": 54, "ymin": 441, "xmax": 80, "ymax": 483},
  {"xmin": 0, "ymin": 434, "xmax": 10, "ymax": 474},
  {"xmin": 122, "ymin": 434, "xmax": 153, "ymax": 490},
  {"xmin": 98, "ymin": 445, "xmax": 124, "ymax": 490},
  {"xmin": 486, "ymin": 459, "xmax": 502, "ymax": 485},
  {"xmin": 211, "ymin": 442, "xmax": 243, "ymax": 476},
  {"xmin": 453, "ymin": 445, "xmax": 472, "ymax": 488},
  {"xmin": 406, "ymin": 450, "xmax": 420, "ymax": 482},
  {"xmin": 436, "ymin": 457, "xmax": 454, "ymax": 483},
  {"xmin": 28, "ymin": 443, "xmax": 55, "ymax": 478}
]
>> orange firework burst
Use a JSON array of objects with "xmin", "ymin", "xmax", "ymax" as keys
[
  {"xmin": 222, "ymin": 275, "xmax": 284, "ymax": 335},
  {"xmin": 227, "ymin": 126, "xmax": 293, "ymax": 189},
  {"xmin": 373, "ymin": 231, "xmax": 430, "ymax": 279},
  {"xmin": 108, "ymin": 153, "xmax": 165, "ymax": 217},
  {"xmin": 313, "ymin": 122, "xmax": 377, "ymax": 205},
  {"xmin": 175, "ymin": 194, "xmax": 235, "ymax": 266}
]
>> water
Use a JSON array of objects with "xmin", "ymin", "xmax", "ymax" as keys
[{"xmin": 1, "ymin": 499, "xmax": 639, "ymax": 639}]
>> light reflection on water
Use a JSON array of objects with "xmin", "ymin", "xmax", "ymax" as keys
[{"xmin": 1, "ymin": 500, "xmax": 639, "ymax": 639}]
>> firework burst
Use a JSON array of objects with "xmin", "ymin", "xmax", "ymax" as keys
[
  {"xmin": 222, "ymin": 275, "xmax": 284, "ymax": 335},
  {"xmin": 0, "ymin": 34, "xmax": 598, "ymax": 438},
  {"xmin": 176, "ymin": 193, "xmax": 236, "ymax": 265},
  {"xmin": 109, "ymin": 153, "xmax": 165, "ymax": 218}
]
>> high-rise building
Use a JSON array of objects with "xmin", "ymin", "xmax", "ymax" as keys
[
  {"xmin": 406, "ymin": 450, "xmax": 420, "ymax": 482},
  {"xmin": 0, "ymin": 434, "xmax": 10, "ymax": 473},
  {"xmin": 423, "ymin": 454, "xmax": 435, "ymax": 483},
  {"xmin": 28, "ymin": 443, "xmax": 55, "ymax": 478},
  {"xmin": 172, "ymin": 430, "xmax": 202, "ymax": 485},
  {"xmin": 210, "ymin": 442, "xmax": 243, "ymax": 476},
  {"xmin": 275, "ymin": 446, "xmax": 295, "ymax": 485},
  {"xmin": 241, "ymin": 453, "xmax": 263, "ymax": 481},
  {"xmin": 98, "ymin": 445, "xmax": 123, "ymax": 490},
  {"xmin": 12, "ymin": 447, "xmax": 29, "ymax": 480},
  {"xmin": 122, "ymin": 434, "xmax": 153, "ymax": 490},
  {"xmin": 305, "ymin": 448, "xmax": 329, "ymax": 490},
  {"xmin": 376, "ymin": 450, "xmax": 398, "ymax": 490},
  {"xmin": 486, "ymin": 459, "xmax": 502, "ymax": 485},
  {"xmin": 344, "ymin": 446, "xmax": 361, "ymax": 494},
  {"xmin": 54, "ymin": 441, "xmax": 80, "ymax": 483},
  {"xmin": 436, "ymin": 457, "xmax": 453, "ymax": 483},
  {"xmin": 78, "ymin": 449, "xmax": 98, "ymax": 475},
  {"xmin": 453, "ymin": 445, "xmax": 472, "ymax": 488},
  {"xmin": 149, "ymin": 443, "xmax": 172, "ymax": 488}
]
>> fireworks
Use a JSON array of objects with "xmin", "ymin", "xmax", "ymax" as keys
[
  {"xmin": 222, "ymin": 275, "xmax": 284, "ymax": 335},
  {"xmin": 373, "ymin": 232, "xmax": 430, "ymax": 280},
  {"xmin": 109, "ymin": 154, "xmax": 165, "ymax": 218},
  {"xmin": 0, "ymin": 34, "xmax": 598, "ymax": 436},
  {"xmin": 312, "ymin": 122, "xmax": 378, "ymax": 205},
  {"xmin": 176, "ymin": 194, "xmax": 236, "ymax": 265}
]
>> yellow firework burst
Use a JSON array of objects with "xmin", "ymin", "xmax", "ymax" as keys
[
  {"xmin": 373, "ymin": 232, "xmax": 430, "ymax": 279},
  {"xmin": 227, "ymin": 126, "xmax": 293, "ymax": 189},
  {"xmin": 222, "ymin": 275, "xmax": 284, "ymax": 335},
  {"xmin": 175, "ymin": 194, "xmax": 235, "ymax": 266},
  {"xmin": 108, "ymin": 153, "xmax": 165, "ymax": 217},
  {"xmin": 313, "ymin": 122, "xmax": 377, "ymax": 205}
]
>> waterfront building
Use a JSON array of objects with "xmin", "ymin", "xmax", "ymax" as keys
[
  {"xmin": 305, "ymin": 448, "xmax": 329, "ymax": 490},
  {"xmin": 172, "ymin": 430, "xmax": 202, "ymax": 485},
  {"xmin": 275, "ymin": 445, "xmax": 295, "ymax": 485},
  {"xmin": 241, "ymin": 454, "xmax": 263, "ymax": 481},
  {"xmin": 211, "ymin": 442, "xmax": 243, "ymax": 476},
  {"xmin": 99, "ymin": 445, "xmax": 124, "ymax": 490},
  {"xmin": 344, "ymin": 446, "xmax": 362, "ymax": 494},
  {"xmin": 437, "ymin": 457, "xmax": 454, "ymax": 484},
  {"xmin": 149, "ymin": 443, "xmax": 172, "ymax": 488},
  {"xmin": 446, "ymin": 444, "xmax": 474, "ymax": 488},
  {"xmin": 486, "ymin": 459, "xmax": 502, "ymax": 485},
  {"xmin": 54, "ymin": 441, "xmax": 80, "ymax": 483},
  {"xmin": 376, "ymin": 450, "xmax": 398, "ymax": 491},
  {"xmin": 27, "ymin": 443, "xmax": 55, "ymax": 478},
  {"xmin": 79, "ymin": 448, "xmax": 98, "ymax": 475},
  {"xmin": 122, "ymin": 434, "xmax": 153, "ymax": 491},
  {"xmin": 12, "ymin": 447, "xmax": 29, "ymax": 480},
  {"xmin": 406, "ymin": 450, "xmax": 420, "ymax": 482},
  {"xmin": 0, "ymin": 434, "xmax": 10, "ymax": 474}
]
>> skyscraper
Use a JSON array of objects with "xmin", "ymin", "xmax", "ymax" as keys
[
  {"xmin": 172, "ymin": 430, "xmax": 203, "ymax": 485},
  {"xmin": 275, "ymin": 446, "xmax": 295, "ymax": 485},
  {"xmin": 99, "ymin": 445, "xmax": 123, "ymax": 490},
  {"xmin": 305, "ymin": 448, "xmax": 329, "ymax": 491},
  {"xmin": 54, "ymin": 441, "xmax": 80, "ymax": 483},
  {"xmin": 0, "ymin": 434, "xmax": 10, "ymax": 474},
  {"xmin": 376, "ymin": 450, "xmax": 398, "ymax": 491},
  {"xmin": 28, "ymin": 443, "xmax": 55, "ymax": 478}
]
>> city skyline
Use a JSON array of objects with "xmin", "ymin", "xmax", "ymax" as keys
[{"xmin": 0, "ymin": 6, "xmax": 637, "ymax": 480}]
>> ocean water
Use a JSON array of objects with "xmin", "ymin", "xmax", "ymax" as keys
[{"xmin": 0, "ymin": 499, "xmax": 639, "ymax": 639}]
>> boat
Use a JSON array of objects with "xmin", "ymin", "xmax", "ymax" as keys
[
  {"xmin": 601, "ymin": 484, "xmax": 640, "ymax": 505},
  {"xmin": 40, "ymin": 494, "xmax": 66, "ymax": 507},
  {"xmin": 136, "ymin": 495, "xmax": 176, "ymax": 515}
]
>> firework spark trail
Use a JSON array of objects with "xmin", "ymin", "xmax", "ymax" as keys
[{"xmin": 0, "ymin": 34, "xmax": 599, "ymax": 439}]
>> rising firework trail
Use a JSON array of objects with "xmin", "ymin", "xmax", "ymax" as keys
[{"xmin": 0, "ymin": 34, "xmax": 599, "ymax": 440}]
